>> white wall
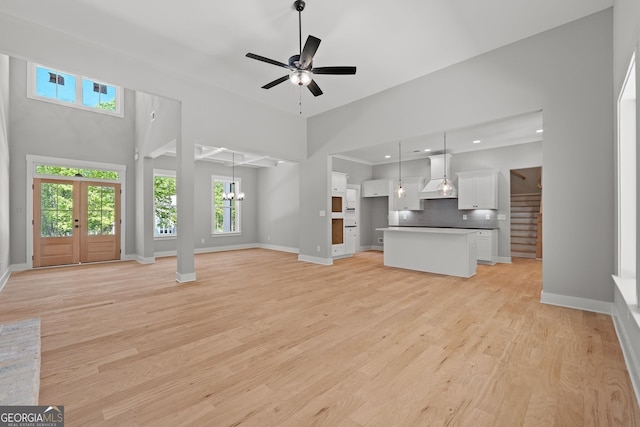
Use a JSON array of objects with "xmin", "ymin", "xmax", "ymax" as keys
[
  {"xmin": 304, "ymin": 10, "xmax": 614, "ymax": 304},
  {"xmin": 0, "ymin": 54, "xmax": 10, "ymax": 283}
]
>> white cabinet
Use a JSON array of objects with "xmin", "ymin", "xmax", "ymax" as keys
[
  {"xmin": 345, "ymin": 226, "xmax": 357, "ymax": 254},
  {"xmin": 392, "ymin": 177, "xmax": 425, "ymax": 211},
  {"xmin": 474, "ymin": 229, "xmax": 498, "ymax": 264},
  {"xmin": 457, "ymin": 170, "xmax": 498, "ymax": 209},
  {"xmin": 331, "ymin": 172, "xmax": 347, "ymax": 193},
  {"xmin": 362, "ymin": 179, "xmax": 390, "ymax": 197}
]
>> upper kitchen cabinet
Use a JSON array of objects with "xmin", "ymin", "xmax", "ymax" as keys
[
  {"xmin": 332, "ymin": 172, "xmax": 347, "ymax": 193},
  {"xmin": 362, "ymin": 179, "xmax": 390, "ymax": 197},
  {"xmin": 392, "ymin": 177, "xmax": 426, "ymax": 211},
  {"xmin": 457, "ymin": 170, "xmax": 498, "ymax": 209}
]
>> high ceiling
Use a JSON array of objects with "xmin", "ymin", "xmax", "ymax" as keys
[
  {"xmin": 338, "ymin": 110, "xmax": 543, "ymax": 165},
  {"xmin": 0, "ymin": 0, "xmax": 613, "ymax": 118}
]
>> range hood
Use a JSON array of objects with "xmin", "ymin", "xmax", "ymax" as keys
[{"xmin": 419, "ymin": 154, "xmax": 457, "ymax": 199}]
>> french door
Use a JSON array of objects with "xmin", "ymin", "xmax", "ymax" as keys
[{"xmin": 33, "ymin": 178, "xmax": 121, "ymax": 267}]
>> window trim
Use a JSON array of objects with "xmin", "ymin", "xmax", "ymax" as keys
[
  {"xmin": 27, "ymin": 62, "xmax": 124, "ymax": 118},
  {"xmin": 211, "ymin": 175, "xmax": 242, "ymax": 236},
  {"xmin": 154, "ymin": 169, "xmax": 177, "ymax": 239}
]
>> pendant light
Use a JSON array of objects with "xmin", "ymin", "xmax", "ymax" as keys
[
  {"xmin": 222, "ymin": 152, "xmax": 245, "ymax": 201},
  {"xmin": 437, "ymin": 132, "xmax": 456, "ymax": 196},
  {"xmin": 396, "ymin": 141, "xmax": 406, "ymax": 198}
]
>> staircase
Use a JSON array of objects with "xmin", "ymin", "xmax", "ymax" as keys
[{"xmin": 511, "ymin": 193, "xmax": 541, "ymax": 259}]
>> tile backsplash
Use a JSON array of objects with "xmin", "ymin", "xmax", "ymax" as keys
[{"xmin": 397, "ymin": 198, "xmax": 498, "ymax": 229}]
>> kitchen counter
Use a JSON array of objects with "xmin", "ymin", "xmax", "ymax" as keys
[{"xmin": 377, "ymin": 227, "xmax": 477, "ymax": 277}]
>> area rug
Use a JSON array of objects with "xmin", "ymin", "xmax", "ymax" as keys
[{"xmin": 0, "ymin": 318, "xmax": 41, "ymax": 405}]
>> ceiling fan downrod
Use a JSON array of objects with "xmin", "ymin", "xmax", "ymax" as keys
[{"xmin": 293, "ymin": 0, "xmax": 306, "ymax": 56}]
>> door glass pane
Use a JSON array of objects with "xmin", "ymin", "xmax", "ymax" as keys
[
  {"xmin": 40, "ymin": 183, "xmax": 73, "ymax": 237},
  {"xmin": 87, "ymin": 185, "xmax": 116, "ymax": 235}
]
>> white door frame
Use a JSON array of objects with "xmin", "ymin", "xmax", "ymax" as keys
[{"xmin": 26, "ymin": 154, "xmax": 127, "ymax": 269}]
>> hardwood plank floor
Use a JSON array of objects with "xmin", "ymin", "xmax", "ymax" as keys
[{"xmin": 0, "ymin": 249, "xmax": 637, "ymax": 426}]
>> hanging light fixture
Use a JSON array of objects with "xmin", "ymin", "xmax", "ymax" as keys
[
  {"xmin": 437, "ymin": 132, "xmax": 456, "ymax": 196},
  {"xmin": 222, "ymin": 152, "xmax": 245, "ymax": 201},
  {"xmin": 396, "ymin": 141, "xmax": 406, "ymax": 198}
]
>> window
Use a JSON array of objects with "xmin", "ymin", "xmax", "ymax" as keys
[
  {"xmin": 154, "ymin": 172, "xmax": 177, "ymax": 238},
  {"xmin": 35, "ymin": 164, "xmax": 119, "ymax": 181},
  {"xmin": 28, "ymin": 62, "xmax": 123, "ymax": 117},
  {"xmin": 212, "ymin": 176, "xmax": 241, "ymax": 234},
  {"xmin": 616, "ymin": 53, "xmax": 637, "ymax": 305}
]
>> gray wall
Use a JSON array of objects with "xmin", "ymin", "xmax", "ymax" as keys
[
  {"xmin": 8, "ymin": 58, "xmax": 137, "ymax": 265},
  {"xmin": 256, "ymin": 162, "xmax": 300, "ymax": 251},
  {"xmin": 0, "ymin": 54, "xmax": 9, "ymax": 280},
  {"xmin": 152, "ymin": 155, "xmax": 259, "ymax": 254},
  {"xmin": 305, "ymin": 10, "xmax": 613, "ymax": 303}
]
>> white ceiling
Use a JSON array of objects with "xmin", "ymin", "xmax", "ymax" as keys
[
  {"xmin": 337, "ymin": 110, "xmax": 543, "ymax": 165},
  {"xmin": 0, "ymin": 0, "xmax": 613, "ymax": 118}
]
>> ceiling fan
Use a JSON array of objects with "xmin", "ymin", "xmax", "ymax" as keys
[{"xmin": 245, "ymin": 0, "xmax": 356, "ymax": 97}]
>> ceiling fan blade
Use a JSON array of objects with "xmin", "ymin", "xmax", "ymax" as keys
[
  {"xmin": 261, "ymin": 75, "xmax": 290, "ymax": 90},
  {"xmin": 300, "ymin": 35, "xmax": 321, "ymax": 68},
  {"xmin": 307, "ymin": 79, "xmax": 323, "ymax": 97},
  {"xmin": 246, "ymin": 53, "xmax": 292, "ymax": 70},
  {"xmin": 312, "ymin": 66, "xmax": 357, "ymax": 75}
]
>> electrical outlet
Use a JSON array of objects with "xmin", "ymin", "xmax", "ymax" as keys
[
  {"xmin": 200, "ymin": 238, "xmax": 205, "ymax": 244},
  {"xmin": 485, "ymin": 214, "xmax": 491, "ymax": 220},
  {"xmin": 267, "ymin": 235, "xmax": 271, "ymax": 241},
  {"xmin": 319, "ymin": 210, "xmax": 325, "ymax": 217},
  {"xmin": 378, "ymin": 237, "xmax": 383, "ymax": 243},
  {"xmin": 462, "ymin": 214, "xmax": 467, "ymax": 220},
  {"xmin": 316, "ymin": 245, "xmax": 321, "ymax": 252}
]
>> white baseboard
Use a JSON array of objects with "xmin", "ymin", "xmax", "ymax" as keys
[
  {"xmin": 611, "ymin": 278, "xmax": 640, "ymax": 409},
  {"xmin": 135, "ymin": 255, "xmax": 155, "ymax": 264},
  {"xmin": 256, "ymin": 243, "xmax": 299, "ymax": 254},
  {"xmin": 540, "ymin": 291, "xmax": 613, "ymax": 315},
  {"xmin": 495, "ymin": 256, "xmax": 512, "ymax": 264},
  {"xmin": 121, "ymin": 254, "xmax": 136, "ymax": 261},
  {"xmin": 175, "ymin": 272, "xmax": 196, "ymax": 283},
  {"xmin": 195, "ymin": 244, "xmax": 257, "ymax": 254},
  {"xmin": 298, "ymin": 254, "xmax": 333, "ymax": 265},
  {"xmin": 0, "ymin": 268, "xmax": 10, "ymax": 293}
]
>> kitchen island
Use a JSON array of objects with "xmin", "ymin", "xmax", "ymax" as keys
[{"xmin": 377, "ymin": 227, "xmax": 478, "ymax": 278}]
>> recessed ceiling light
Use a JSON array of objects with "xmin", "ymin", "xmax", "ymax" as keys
[
  {"xmin": 385, "ymin": 155, "xmax": 391, "ymax": 159},
  {"xmin": 536, "ymin": 129, "xmax": 543, "ymax": 133},
  {"xmin": 424, "ymin": 148, "xmax": 431, "ymax": 152},
  {"xmin": 473, "ymin": 140, "xmax": 481, "ymax": 144}
]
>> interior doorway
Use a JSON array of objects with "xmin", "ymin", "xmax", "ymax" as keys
[
  {"xmin": 33, "ymin": 178, "xmax": 121, "ymax": 267},
  {"xmin": 510, "ymin": 167, "xmax": 542, "ymax": 259}
]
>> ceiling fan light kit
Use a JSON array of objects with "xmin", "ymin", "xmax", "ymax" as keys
[{"xmin": 245, "ymin": 0, "xmax": 356, "ymax": 98}]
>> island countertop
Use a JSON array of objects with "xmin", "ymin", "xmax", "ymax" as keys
[
  {"xmin": 376, "ymin": 227, "xmax": 479, "ymax": 235},
  {"xmin": 377, "ymin": 227, "xmax": 477, "ymax": 277}
]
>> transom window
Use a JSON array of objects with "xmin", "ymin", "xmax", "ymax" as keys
[
  {"xmin": 28, "ymin": 62, "xmax": 123, "ymax": 117},
  {"xmin": 212, "ymin": 176, "xmax": 241, "ymax": 235},
  {"xmin": 35, "ymin": 164, "xmax": 120, "ymax": 181}
]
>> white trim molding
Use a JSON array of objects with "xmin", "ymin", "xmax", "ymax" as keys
[
  {"xmin": 0, "ymin": 268, "xmax": 9, "ymax": 293},
  {"xmin": 540, "ymin": 291, "xmax": 613, "ymax": 315},
  {"xmin": 256, "ymin": 243, "xmax": 299, "ymax": 254},
  {"xmin": 175, "ymin": 272, "xmax": 196, "ymax": 283},
  {"xmin": 298, "ymin": 254, "xmax": 333, "ymax": 265},
  {"xmin": 135, "ymin": 255, "xmax": 155, "ymax": 264},
  {"xmin": 612, "ymin": 276, "xmax": 640, "ymax": 408}
]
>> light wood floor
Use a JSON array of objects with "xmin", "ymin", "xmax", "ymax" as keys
[{"xmin": 1, "ymin": 250, "xmax": 638, "ymax": 426}]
